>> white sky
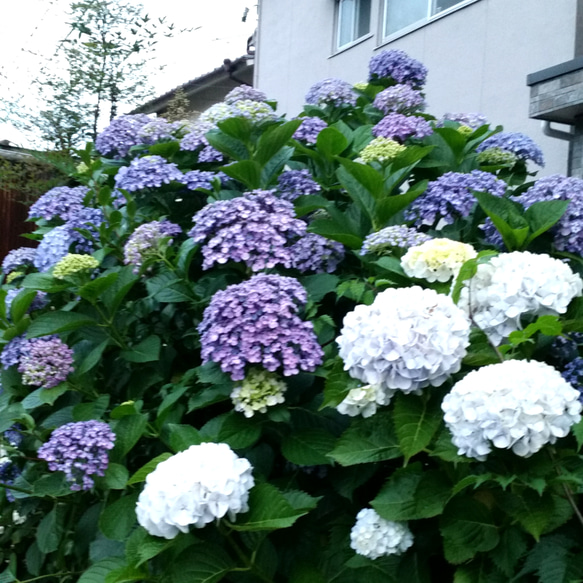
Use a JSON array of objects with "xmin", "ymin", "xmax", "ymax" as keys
[{"xmin": 0, "ymin": 0, "xmax": 257, "ymax": 146}]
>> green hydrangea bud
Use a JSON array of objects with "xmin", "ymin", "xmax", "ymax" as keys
[
  {"xmin": 477, "ymin": 147, "xmax": 518, "ymax": 167},
  {"xmin": 457, "ymin": 125, "xmax": 474, "ymax": 137},
  {"xmin": 76, "ymin": 162, "xmax": 89, "ymax": 174},
  {"xmin": 230, "ymin": 368, "xmax": 287, "ymax": 418},
  {"xmin": 360, "ymin": 137, "xmax": 406, "ymax": 164},
  {"xmin": 53, "ymin": 254, "xmax": 99, "ymax": 279},
  {"xmin": 6, "ymin": 271, "xmax": 24, "ymax": 284},
  {"xmin": 353, "ymin": 81, "xmax": 369, "ymax": 91}
]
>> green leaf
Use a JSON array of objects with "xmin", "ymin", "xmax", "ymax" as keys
[
  {"xmin": 21, "ymin": 273, "xmax": 68, "ymax": 293},
  {"xmin": 73, "ymin": 395, "xmax": 110, "ymax": 421},
  {"xmin": 221, "ymin": 160, "xmax": 262, "ymax": 189},
  {"xmin": 78, "ymin": 340, "xmax": 109, "ymax": 375},
  {"xmin": 78, "ymin": 558, "xmax": 126, "ymax": 583},
  {"xmin": 102, "ymin": 464, "xmax": 129, "ymax": 490},
  {"xmin": 9, "ymin": 289, "xmax": 37, "ymax": 323},
  {"xmin": 216, "ymin": 412, "xmax": 262, "ymax": 449},
  {"xmin": 321, "ymin": 357, "xmax": 360, "ymax": 408},
  {"xmin": 169, "ymin": 545, "xmax": 235, "ymax": 583},
  {"xmin": 498, "ymin": 490, "xmax": 553, "ymax": 540},
  {"xmin": 490, "ymin": 527, "xmax": 528, "ymax": 576},
  {"xmin": 99, "ymin": 494, "xmax": 138, "ymax": 541},
  {"xmin": 127, "ymin": 453, "xmax": 173, "ymax": 486},
  {"xmin": 316, "ymin": 127, "xmax": 348, "ymax": 158},
  {"xmin": 37, "ymin": 505, "xmax": 65, "ymax": 553},
  {"xmin": 374, "ymin": 180, "xmax": 428, "ymax": 226},
  {"xmin": 205, "ymin": 130, "xmax": 250, "ymax": 160},
  {"xmin": 255, "ymin": 119, "xmax": 302, "ymax": 166},
  {"xmin": 33, "ymin": 473, "xmax": 71, "ymax": 497},
  {"xmin": 572, "ymin": 418, "xmax": 583, "ymax": 452},
  {"xmin": 121, "ymin": 336, "xmax": 161, "ymax": 363},
  {"xmin": 337, "ymin": 164, "xmax": 378, "ymax": 221},
  {"xmin": 78, "ymin": 273, "xmax": 119, "ymax": 303},
  {"xmin": 27, "ymin": 311, "xmax": 98, "ymax": 338},
  {"xmin": 166, "ymin": 424, "xmax": 204, "ymax": 452},
  {"xmin": 440, "ymin": 497, "xmax": 500, "ymax": 564},
  {"xmin": 230, "ymin": 483, "xmax": 317, "ymax": 531},
  {"xmin": 217, "ymin": 117, "xmax": 253, "ymax": 141},
  {"xmin": 372, "ymin": 463, "xmax": 451, "ymax": 521},
  {"xmin": 281, "ymin": 428, "xmax": 336, "ymax": 465},
  {"xmin": 393, "ymin": 393, "xmax": 442, "ymax": 461},
  {"xmin": 39, "ymin": 383, "xmax": 68, "ymax": 405},
  {"xmin": 298, "ymin": 273, "xmax": 339, "ymax": 302},
  {"xmin": 524, "ymin": 199, "xmax": 569, "ymax": 244},
  {"xmin": 101, "ymin": 267, "xmax": 139, "ymax": 313},
  {"xmin": 111, "ymin": 414, "xmax": 147, "ymax": 459}
]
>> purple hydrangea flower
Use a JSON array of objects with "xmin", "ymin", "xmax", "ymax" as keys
[
  {"xmin": 562, "ymin": 357, "xmax": 583, "ymax": 401},
  {"xmin": 180, "ymin": 121, "xmax": 215, "ymax": 151},
  {"xmin": 305, "ymin": 78, "xmax": 357, "ymax": 107},
  {"xmin": 37, "ymin": 421, "xmax": 116, "ymax": 491},
  {"xmin": 67, "ymin": 207, "xmax": 104, "ymax": 253},
  {"xmin": 183, "ymin": 170, "xmax": 221, "ymax": 191},
  {"xmin": 199, "ymin": 274, "xmax": 324, "ymax": 380},
  {"xmin": 293, "ymin": 117, "xmax": 328, "ymax": 144},
  {"xmin": 277, "ymin": 170, "xmax": 321, "ymax": 202},
  {"xmin": 225, "ymin": 86, "xmax": 268, "ymax": 104},
  {"xmin": 2, "ymin": 247, "xmax": 37, "ymax": 273},
  {"xmin": 28, "ymin": 186, "xmax": 90, "ymax": 222},
  {"xmin": 115, "ymin": 156, "xmax": 184, "ymax": 192},
  {"xmin": 291, "ymin": 233, "xmax": 345, "ymax": 273},
  {"xmin": 360, "ymin": 225, "xmax": 433, "ymax": 256},
  {"xmin": 18, "ymin": 337, "xmax": 74, "ymax": 389},
  {"xmin": 189, "ymin": 190, "xmax": 307, "ymax": 271},
  {"xmin": 476, "ymin": 132, "xmax": 545, "ymax": 166},
  {"xmin": 198, "ymin": 145, "xmax": 224, "ymax": 163},
  {"xmin": 124, "ymin": 220, "xmax": 182, "ymax": 272},
  {"xmin": 373, "ymin": 85, "xmax": 425, "ymax": 115},
  {"xmin": 439, "ymin": 113, "xmax": 488, "ymax": 129},
  {"xmin": 1, "ymin": 335, "xmax": 31, "ymax": 369},
  {"xmin": 5, "ymin": 289, "xmax": 48, "ymax": 317},
  {"xmin": 34, "ymin": 225, "xmax": 72, "ymax": 272},
  {"xmin": 368, "ymin": 50, "xmax": 427, "ymax": 88},
  {"xmin": 95, "ymin": 114, "xmax": 153, "ymax": 158},
  {"xmin": 372, "ymin": 113, "xmax": 433, "ymax": 142},
  {"xmin": 405, "ymin": 170, "xmax": 506, "ymax": 228}
]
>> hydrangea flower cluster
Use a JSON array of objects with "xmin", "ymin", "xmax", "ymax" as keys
[
  {"xmin": 18, "ymin": 337, "xmax": 75, "ymax": 389},
  {"xmin": 138, "ymin": 119, "xmax": 185, "ymax": 144},
  {"xmin": 199, "ymin": 102, "xmax": 236, "ymax": 124},
  {"xmin": 305, "ymin": 78, "xmax": 357, "ymax": 107},
  {"xmin": 95, "ymin": 114, "xmax": 153, "ymax": 157},
  {"xmin": 359, "ymin": 137, "xmax": 406, "ymax": 164},
  {"xmin": 52, "ymin": 254, "xmax": 100, "ymax": 279},
  {"xmin": 293, "ymin": 117, "xmax": 328, "ymax": 144},
  {"xmin": 562, "ymin": 358, "xmax": 583, "ymax": 400},
  {"xmin": 37, "ymin": 421, "xmax": 116, "ymax": 491},
  {"xmin": 373, "ymin": 85, "xmax": 425, "ymax": 115},
  {"xmin": 401, "ymin": 239, "xmax": 477, "ymax": 282},
  {"xmin": 360, "ymin": 225, "xmax": 432, "ymax": 256},
  {"xmin": 476, "ymin": 147, "xmax": 519, "ymax": 166},
  {"xmin": 28, "ymin": 186, "xmax": 89, "ymax": 222},
  {"xmin": 136, "ymin": 443, "xmax": 254, "ymax": 539},
  {"xmin": 3, "ymin": 425, "xmax": 23, "ymax": 448},
  {"xmin": 232, "ymin": 100, "xmax": 278, "ymax": 122},
  {"xmin": 179, "ymin": 121, "xmax": 216, "ymax": 152},
  {"xmin": 1, "ymin": 335, "xmax": 30, "ymax": 369},
  {"xmin": 225, "ymin": 85, "xmax": 268, "ymax": 104},
  {"xmin": 67, "ymin": 207, "xmax": 104, "ymax": 253},
  {"xmin": 198, "ymin": 274, "xmax": 323, "ymax": 380},
  {"xmin": 405, "ymin": 170, "xmax": 506, "ymax": 228},
  {"xmin": 188, "ymin": 191, "xmax": 307, "ymax": 271},
  {"xmin": 336, "ymin": 385, "xmax": 389, "ymax": 418},
  {"xmin": 115, "ymin": 156, "xmax": 184, "ymax": 191},
  {"xmin": 290, "ymin": 233, "xmax": 345, "ymax": 273},
  {"xmin": 5, "ymin": 289, "xmax": 47, "ymax": 317},
  {"xmin": 372, "ymin": 113, "xmax": 433, "ymax": 142},
  {"xmin": 33, "ymin": 225, "xmax": 72, "ymax": 272},
  {"xmin": 368, "ymin": 49, "xmax": 427, "ymax": 87},
  {"xmin": 442, "ymin": 360, "xmax": 582, "ymax": 460},
  {"xmin": 337, "ymin": 286, "xmax": 470, "ymax": 398},
  {"xmin": 124, "ymin": 220, "xmax": 182, "ymax": 272},
  {"xmin": 277, "ymin": 169, "xmax": 321, "ymax": 201},
  {"xmin": 2, "ymin": 247, "xmax": 37, "ymax": 274},
  {"xmin": 476, "ymin": 132, "xmax": 545, "ymax": 166},
  {"xmin": 350, "ymin": 509, "xmax": 414, "ymax": 559},
  {"xmin": 459, "ymin": 252, "xmax": 583, "ymax": 345},
  {"xmin": 438, "ymin": 112, "xmax": 488, "ymax": 128},
  {"xmin": 230, "ymin": 368, "xmax": 287, "ymax": 417},
  {"xmin": 183, "ymin": 170, "xmax": 221, "ymax": 191}
]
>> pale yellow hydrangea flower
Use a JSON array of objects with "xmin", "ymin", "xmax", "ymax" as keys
[
  {"xmin": 230, "ymin": 368, "xmax": 286, "ymax": 418},
  {"xmin": 360, "ymin": 137, "xmax": 406, "ymax": 164},
  {"xmin": 53, "ymin": 254, "xmax": 100, "ymax": 279}
]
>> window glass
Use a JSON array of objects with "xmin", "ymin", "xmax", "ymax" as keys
[
  {"xmin": 432, "ymin": 0, "xmax": 464, "ymax": 15},
  {"xmin": 337, "ymin": 0, "xmax": 371, "ymax": 49},
  {"xmin": 384, "ymin": 0, "xmax": 427, "ymax": 37}
]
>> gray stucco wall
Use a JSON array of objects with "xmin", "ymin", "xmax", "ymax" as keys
[{"xmin": 255, "ymin": 0, "xmax": 576, "ymax": 176}]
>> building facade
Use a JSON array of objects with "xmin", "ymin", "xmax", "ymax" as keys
[{"xmin": 254, "ymin": 0, "xmax": 578, "ymax": 176}]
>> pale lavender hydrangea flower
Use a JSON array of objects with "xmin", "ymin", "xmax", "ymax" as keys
[
  {"xmin": 198, "ymin": 146, "xmax": 224, "ymax": 163},
  {"xmin": 373, "ymin": 85, "xmax": 425, "ymax": 115},
  {"xmin": 476, "ymin": 132, "xmax": 545, "ymax": 166},
  {"xmin": 37, "ymin": 421, "xmax": 116, "ymax": 491},
  {"xmin": 305, "ymin": 78, "xmax": 357, "ymax": 107},
  {"xmin": 115, "ymin": 156, "xmax": 184, "ymax": 191},
  {"xmin": 277, "ymin": 170, "xmax": 321, "ymax": 201},
  {"xmin": 439, "ymin": 113, "xmax": 488, "ymax": 128},
  {"xmin": 368, "ymin": 50, "xmax": 427, "ymax": 87},
  {"xmin": 291, "ymin": 233, "xmax": 345, "ymax": 273},
  {"xmin": 225, "ymin": 85, "xmax": 268, "ymax": 104},
  {"xmin": 28, "ymin": 186, "xmax": 90, "ymax": 222},
  {"xmin": 95, "ymin": 114, "xmax": 153, "ymax": 158},
  {"xmin": 18, "ymin": 336, "xmax": 74, "ymax": 389},
  {"xmin": 124, "ymin": 220, "xmax": 181, "ymax": 272},
  {"xmin": 293, "ymin": 117, "xmax": 328, "ymax": 144},
  {"xmin": 360, "ymin": 225, "xmax": 432, "ymax": 256},
  {"xmin": 405, "ymin": 170, "xmax": 506, "ymax": 228},
  {"xmin": 2, "ymin": 248, "xmax": 37, "ymax": 273},
  {"xmin": 198, "ymin": 274, "xmax": 324, "ymax": 380},
  {"xmin": 372, "ymin": 113, "xmax": 433, "ymax": 142},
  {"xmin": 34, "ymin": 225, "xmax": 72, "ymax": 272},
  {"xmin": 1, "ymin": 335, "xmax": 31, "ymax": 369}
]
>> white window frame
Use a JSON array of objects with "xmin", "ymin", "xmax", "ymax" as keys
[{"xmin": 336, "ymin": 0, "xmax": 372, "ymax": 50}]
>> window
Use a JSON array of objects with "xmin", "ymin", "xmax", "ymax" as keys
[
  {"xmin": 337, "ymin": 0, "xmax": 371, "ymax": 49},
  {"xmin": 383, "ymin": 0, "xmax": 469, "ymax": 39}
]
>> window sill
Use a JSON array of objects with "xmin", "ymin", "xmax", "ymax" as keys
[
  {"xmin": 330, "ymin": 32, "xmax": 374, "ymax": 58},
  {"xmin": 376, "ymin": 0, "xmax": 481, "ymax": 48}
]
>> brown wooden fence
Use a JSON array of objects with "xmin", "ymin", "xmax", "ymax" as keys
[{"xmin": 0, "ymin": 186, "xmax": 36, "ymax": 261}]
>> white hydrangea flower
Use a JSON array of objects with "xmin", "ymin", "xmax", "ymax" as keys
[
  {"xmin": 136, "ymin": 443, "xmax": 254, "ymax": 539},
  {"xmin": 401, "ymin": 238, "xmax": 477, "ymax": 283},
  {"xmin": 336, "ymin": 286, "xmax": 470, "ymax": 400},
  {"xmin": 336, "ymin": 385, "xmax": 389, "ymax": 418},
  {"xmin": 442, "ymin": 360, "xmax": 582, "ymax": 461},
  {"xmin": 459, "ymin": 251, "xmax": 583, "ymax": 345},
  {"xmin": 350, "ymin": 508, "xmax": 413, "ymax": 559},
  {"xmin": 199, "ymin": 102, "xmax": 236, "ymax": 124},
  {"xmin": 230, "ymin": 369, "xmax": 286, "ymax": 418}
]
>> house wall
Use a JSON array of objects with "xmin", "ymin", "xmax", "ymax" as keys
[{"xmin": 255, "ymin": 0, "xmax": 577, "ymax": 175}]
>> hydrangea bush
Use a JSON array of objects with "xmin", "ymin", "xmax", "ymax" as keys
[{"xmin": 2, "ymin": 50, "xmax": 583, "ymax": 583}]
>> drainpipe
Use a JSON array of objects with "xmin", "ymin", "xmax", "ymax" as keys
[{"xmin": 542, "ymin": 121, "xmax": 573, "ymax": 142}]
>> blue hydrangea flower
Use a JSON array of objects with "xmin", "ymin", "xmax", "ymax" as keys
[
  {"xmin": 28, "ymin": 186, "xmax": 90, "ymax": 222},
  {"xmin": 115, "ymin": 156, "xmax": 184, "ymax": 191},
  {"xmin": 183, "ymin": 170, "xmax": 223, "ymax": 191},
  {"xmin": 291, "ymin": 233, "xmax": 345, "ymax": 273},
  {"xmin": 67, "ymin": 207, "xmax": 104, "ymax": 253},
  {"xmin": 2, "ymin": 247, "xmax": 37, "ymax": 273},
  {"xmin": 373, "ymin": 85, "xmax": 425, "ymax": 115},
  {"xmin": 372, "ymin": 113, "xmax": 433, "ymax": 142},
  {"xmin": 198, "ymin": 274, "xmax": 324, "ymax": 380},
  {"xmin": 277, "ymin": 170, "xmax": 321, "ymax": 201},
  {"xmin": 1, "ymin": 335, "xmax": 31, "ymax": 369},
  {"xmin": 180, "ymin": 121, "xmax": 216, "ymax": 151},
  {"xmin": 368, "ymin": 50, "xmax": 427, "ymax": 88},
  {"xmin": 198, "ymin": 146, "xmax": 224, "ymax": 163},
  {"xmin": 551, "ymin": 333, "xmax": 583, "ymax": 364},
  {"xmin": 95, "ymin": 114, "xmax": 153, "ymax": 158},
  {"xmin": 293, "ymin": 117, "xmax": 328, "ymax": 144},
  {"xmin": 305, "ymin": 78, "xmax": 357, "ymax": 107},
  {"xmin": 0, "ymin": 459, "xmax": 20, "ymax": 502},
  {"xmin": 405, "ymin": 170, "xmax": 506, "ymax": 228},
  {"xmin": 3, "ymin": 425, "xmax": 23, "ymax": 448},
  {"xmin": 562, "ymin": 357, "xmax": 583, "ymax": 401},
  {"xmin": 225, "ymin": 86, "xmax": 268, "ymax": 104},
  {"xmin": 34, "ymin": 225, "xmax": 73, "ymax": 272},
  {"xmin": 476, "ymin": 132, "xmax": 545, "ymax": 166},
  {"xmin": 360, "ymin": 225, "xmax": 433, "ymax": 256}
]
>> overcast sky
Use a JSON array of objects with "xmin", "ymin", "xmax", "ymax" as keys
[{"xmin": 0, "ymin": 0, "xmax": 257, "ymax": 146}]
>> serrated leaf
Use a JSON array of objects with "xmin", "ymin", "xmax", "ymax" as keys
[
  {"xmin": 255, "ymin": 119, "xmax": 302, "ymax": 166},
  {"xmin": 127, "ymin": 453, "xmax": 173, "ymax": 486},
  {"xmin": 166, "ymin": 424, "xmax": 204, "ymax": 452},
  {"xmin": 36, "ymin": 506, "xmax": 66, "ymax": 553},
  {"xmin": 321, "ymin": 357, "xmax": 360, "ymax": 408},
  {"xmin": 78, "ymin": 273, "xmax": 119, "ymax": 303},
  {"xmin": 27, "ymin": 311, "xmax": 98, "ymax": 338},
  {"xmin": 281, "ymin": 428, "xmax": 335, "ymax": 466},
  {"xmin": 490, "ymin": 527, "xmax": 528, "ymax": 576},
  {"xmin": 316, "ymin": 127, "xmax": 348, "ymax": 158},
  {"xmin": 99, "ymin": 494, "xmax": 138, "ymax": 541},
  {"xmin": 216, "ymin": 412, "xmax": 261, "ymax": 449},
  {"xmin": 498, "ymin": 490, "xmax": 553, "ymax": 540},
  {"xmin": 78, "ymin": 558, "xmax": 126, "ymax": 583},
  {"xmin": 121, "ymin": 335, "xmax": 160, "ymax": 363},
  {"xmin": 169, "ymin": 545, "xmax": 235, "ymax": 583},
  {"xmin": 221, "ymin": 160, "xmax": 262, "ymax": 189},
  {"xmin": 110, "ymin": 414, "xmax": 147, "ymax": 460},
  {"xmin": 525, "ymin": 199, "xmax": 569, "ymax": 244},
  {"xmin": 298, "ymin": 273, "xmax": 339, "ymax": 303},
  {"xmin": 102, "ymin": 464, "xmax": 129, "ymax": 490}
]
